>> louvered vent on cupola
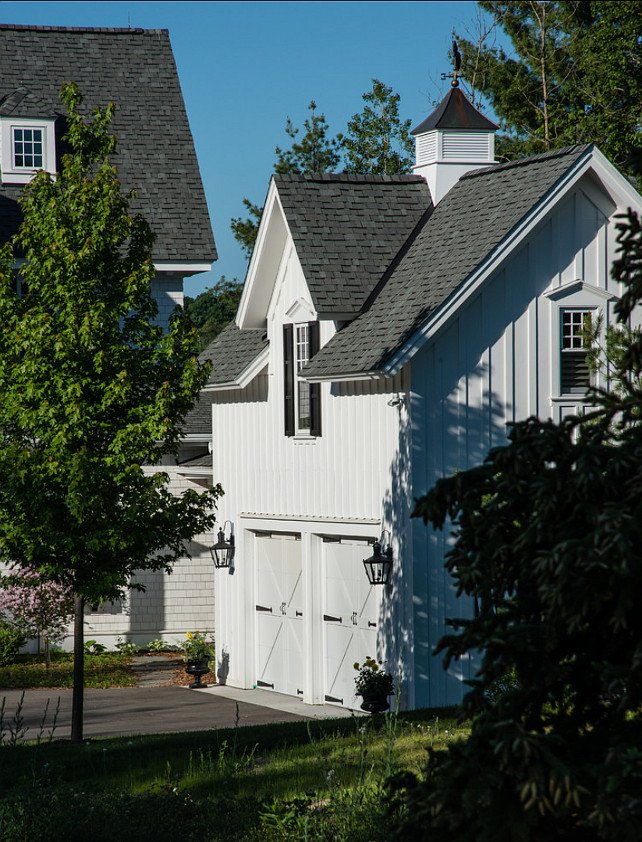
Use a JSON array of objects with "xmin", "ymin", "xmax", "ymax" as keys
[{"xmin": 412, "ymin": 86, "xmax": 498, "ymax": 204}]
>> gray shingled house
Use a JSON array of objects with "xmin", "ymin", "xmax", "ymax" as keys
[
  {"xmin": 202, "ymin": 85, "xmax": 642, "ymax": 710},
  {"xmin": 0, "ymin": 24, "xmax": 217, "ymax": 648}
]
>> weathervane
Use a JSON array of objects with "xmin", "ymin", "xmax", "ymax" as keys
[{"xmin": 441, "ymin": 40, "xmax": 462, "ymax": 88}]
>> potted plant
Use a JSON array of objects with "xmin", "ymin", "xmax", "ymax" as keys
[
  {"xmin": 354, "ymin": 657, "xmax": 394, "ymax": 713},
  {"xmin": 182, "ymin": 631, "xmax": 214, "ymax": 689}
]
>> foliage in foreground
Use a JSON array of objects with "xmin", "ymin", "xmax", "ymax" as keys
[{"xmin": 391, "ymin": 210, "xmax": 642, "ymax": 841}]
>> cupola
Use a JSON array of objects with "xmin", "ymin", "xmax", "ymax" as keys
[{"xmin": 411, "ymin": 84, "xmax": 498, "ymax": 205}]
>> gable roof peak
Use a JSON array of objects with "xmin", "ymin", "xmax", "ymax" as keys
[{"xmin": 411, "ymin": 87, "xmax": 498, "ymax": 135}]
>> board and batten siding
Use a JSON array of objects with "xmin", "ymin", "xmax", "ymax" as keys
[
  {"xmin": 212, "ymin": 239, "xmax": 412, "ymax": 695},
  {"xmin": 409, "ymin": 178, "xmax": 622, "ymax": 709}
]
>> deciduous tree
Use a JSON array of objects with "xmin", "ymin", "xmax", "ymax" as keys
[
  {"xmin": 184, "ymin": 276, "xmax": 243, "ymax": 349},
  {"xmin": 0, "ymin": 571, "xmax": 73, "ymax": 670},
  {"xmin": 0, "ymin": 84, "xmax": 219, "ymax": 741}
]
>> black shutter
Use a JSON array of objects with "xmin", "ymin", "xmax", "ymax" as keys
[
  {"xmin": 283, "ymin": 324, "xmax": 295, "ymax": 436},
  {"xmin": 309, "ymin": 321, "xmax": 322, "ymax": 437}
]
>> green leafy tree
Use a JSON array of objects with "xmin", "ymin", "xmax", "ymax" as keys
[
  {"xmin": 184, "ymin": 276, "xmax": 243, "ymax": 349},
  {"xmin": 0, "ymin": 84, "xmax": 219, "ymax": 741},
  {"xmin": 391, "ymin": 209, "xmax": 642, "ymax": 839},
  {"xmin": 231, "ymin": 100, "xmax": 341, "ymax": 257},
  {"xmin": 457, "ymin": 1, "xmax": 642, "ymax": 180},
  {"xmin": 342, "ymin": 79, "xmax": 413, "ymax": 174}
]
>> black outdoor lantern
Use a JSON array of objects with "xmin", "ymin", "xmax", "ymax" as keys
[
  {"xmin": 210, "ymin": 522, "xmax": 235, "ymax": 568},
  {"xmin": 363, "ymin": 534, "xmax": 393, "ymax": 586}
]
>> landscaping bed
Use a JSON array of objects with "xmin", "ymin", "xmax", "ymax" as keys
[{"xmin": 0, "ymin": 651, "xmax": 137, "ymax": 689}]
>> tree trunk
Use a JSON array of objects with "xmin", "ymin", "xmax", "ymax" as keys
[
  {"xmin": 71, "ymin": 592, "xmax": 84, "ymax": 742},
  {"xmin": 44, "ymin": 635, "xmax": 51, "ymax": 672}
]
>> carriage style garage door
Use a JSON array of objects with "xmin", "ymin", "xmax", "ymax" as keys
[
  {"xmin": 254, "ymin": 533, "xmax": 304, "ymax": 697},
  {"xmin": 323, "ymin": 537, "xmax": 380, "ymax": 708}
]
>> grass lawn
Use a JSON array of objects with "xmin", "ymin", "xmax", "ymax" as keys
[
  {"xmin": 0, "ymin": 706, "xmax": 467, "ymax": 841},
  {"xmin": 0, "ymin": 650, "xmax": 136, "ymax": 689}
]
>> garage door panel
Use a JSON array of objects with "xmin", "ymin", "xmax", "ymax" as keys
[
  {"xmin": 255, "ymin": 534, "xmax": 304, "ymax": 695},
  {"xmin": 324, "ymin": 539, "xmax": 380, "ymax": 708}
]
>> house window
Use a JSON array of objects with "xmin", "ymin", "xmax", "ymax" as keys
[
  {"xmin": 560, "ymin": 309, "xmax": 591, "ymax": 394},
  {"xmin": 13, "ymin": 127, "xmax": 44, "ymax": 169},
  {"xmin": 283, "ymin": 321, "xmax": 321, "ymax": 436}
]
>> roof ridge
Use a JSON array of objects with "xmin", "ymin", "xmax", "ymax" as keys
[
  {"xmin": 463, "ymin": 143, "xmax": 594, "ymax": 179},
  {"xmin": 0, "ymin": 23, "xmax": 168, "ymax": 35},
  {"xmin": 274, "ymin": 172, "xmax": 426, "ymax": 184}
]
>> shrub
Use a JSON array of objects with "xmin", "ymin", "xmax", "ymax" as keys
[{"xmin": 0, "ymin": 621, "xmax": 25, "ymax": 666}]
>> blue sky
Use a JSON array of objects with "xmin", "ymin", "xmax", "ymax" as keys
[{"xmin": 0, "ymin": 1, "xmax": 494, "ymax": 296}]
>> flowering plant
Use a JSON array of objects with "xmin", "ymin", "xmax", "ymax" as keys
[
  {"xmin": 353, "ymin": 657, "xmax": 394, "ymax": 695},
  {"xmin": 182, "ymin": 631, "xmax": 214, "ymax": 661}
]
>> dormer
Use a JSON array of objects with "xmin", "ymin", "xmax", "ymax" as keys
[
  {"xmin": 0, "ymin": 87, "xmax": 58, "ymax": 184},
  {"xmin": 411, "ymin": 85, "xmax": 497, "ymax": 205}
]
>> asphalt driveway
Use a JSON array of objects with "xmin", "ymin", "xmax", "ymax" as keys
[{"xmin": 0, "ymin": 686, "xmax": 309, "ymax": 740}]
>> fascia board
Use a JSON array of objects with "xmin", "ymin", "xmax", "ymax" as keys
[
  {"xmin": 202, "ymin": 345, "xmax": 269, "ymax": 392},
  {"xmin": 589, "ymin": 147, "xmax": 642, "ymax": 211},
  {"xmin": 236, "ymin": 180, "xmax": 292, "ymax": 330},
  {"xmin": 175, "ymin": 467, "xmax": 213, "ymax": 478},
  {"xmin": 382, "ymin": 147, "xmax": 632, "ymax": 377},
  {"xmin": 153, "ymin": 261, "xmax": 214, "ymax": 274},
  {"xmin": 181, "ymin": 433, "xmax": 211, "ymax": 444},
  {"xmin": 304, "ymin": 369, "xmax": 386, "ymax": 384}
]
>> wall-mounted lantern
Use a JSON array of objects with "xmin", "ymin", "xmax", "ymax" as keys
[
  {"xmin": 363, "ymin": 531, "xmax": 393, "ymax": 585},
  {"xmin": 210, "ymin": 521, "xmax": 235, "ymax": 568}
]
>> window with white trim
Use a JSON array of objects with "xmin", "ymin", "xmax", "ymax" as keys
[
  {"xmin": 283, "ymin": 321, "xmax": 321, "ymax": 436},
  {"xmin": 0, "ymin": 118, "xmax": 55, "ymax": 183},
  {"xmin": 13, "ymin": 127, "xmax": 44, "ymax": 169},
  {"xmin": 560, "ymin": 309, "xmax": 592, "ymax": 394}
]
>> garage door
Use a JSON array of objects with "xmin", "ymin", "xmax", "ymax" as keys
[
  {"xmin": 324, "ymin": 538, "xmax": 380, "ymax": 708},
  {"xmin": 255, "ymin": 533, "xmax": 304, "ymax": 697}
]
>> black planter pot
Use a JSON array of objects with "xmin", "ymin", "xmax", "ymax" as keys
[
  {"xmin": 185, "ymin": 657, "xmax": 211, "ymax": 689},
  {"xmin": 357, "ymin": 690, "xmax": 392, "ymax": 714}
]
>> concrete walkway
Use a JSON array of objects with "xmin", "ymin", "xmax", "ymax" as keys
[{"xmin": 0, "ymin": 684, "xmax": 359, "ymax": 741}]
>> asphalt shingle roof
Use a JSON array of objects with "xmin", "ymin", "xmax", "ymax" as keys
[
  {"xmin": 201, "ymin": 323, "xmax": 268, "ymax": 387},
  {"xmin": 0, "ymin": 25, "xmax": 215, "ymax": 263},
  {"xmin": 183, "ymin": 390, "xmax": 216, "ymax": 438},
  {"xmin": 275, "ymin": 173, "xmax": 432, "ymax": 315},
  {"xmin": 305, "ymin": 145, "xmax": 592, "ymax": 379}
]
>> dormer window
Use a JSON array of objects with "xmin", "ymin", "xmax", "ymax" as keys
[
  {"xmin": 13, "ymin": 126, "xmax": 44, "ymax": 169},
  {"xmin": 1, "ymin": 117, "xmax": 56, "ymax": 184}
]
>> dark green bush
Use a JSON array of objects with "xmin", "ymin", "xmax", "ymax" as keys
[
  {"xmin": 0, "ymin": 623, "xmax": 26, "ymax": 667},
  {"xmin": 0, "ymin": 788, "xmax": 261, "ymax": 841}
]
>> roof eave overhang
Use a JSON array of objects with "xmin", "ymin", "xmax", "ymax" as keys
[
  {"xmin": 382, "ymin": 146, "xmax": 642, "ymax": 378},
  {"xmin": 304, "ymin": 368, "xmax": 386, "ymax": 384},
  {"xmin": 203, "ymin": 344, "xmax": 269, "ymax": 392},
  {"xmin": 175, "ymin": 467, "xmax": 213, "ymax": 479},
  {"xmin": 181, "ymin": 432, "xmax": 211, "ymax": 445},
  {"xmin": 154, "ymin": 260, "xmax": 215, "ymax": 276}
]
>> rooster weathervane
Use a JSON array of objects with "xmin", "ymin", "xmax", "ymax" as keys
[{"xmin": 441, "ymin": 40, "xmax": 462, "ymax": 88}]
